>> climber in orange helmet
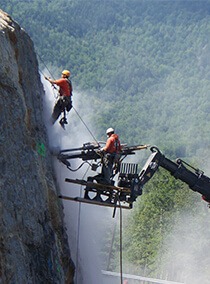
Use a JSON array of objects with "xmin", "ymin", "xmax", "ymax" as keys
[{"xmin": 45, "ymin": 69, "xmax": 73, "ymax": 128}]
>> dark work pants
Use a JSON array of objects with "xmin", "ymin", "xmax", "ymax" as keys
[
  {"xmin": 51, "ymin": 97, "xmax": 72, "ymax": 124},
  {"xmin": 101, "ymin": 154, "xmax": 114, "ymax": 184}
]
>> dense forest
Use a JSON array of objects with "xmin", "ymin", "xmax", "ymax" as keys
[
  {"xmin": 1, "ymin": 0, "xmax": 210, "ymax": 281},
  {"xmin": 2, "ymin": 0, "xmax": 210, "ymax": 155}
]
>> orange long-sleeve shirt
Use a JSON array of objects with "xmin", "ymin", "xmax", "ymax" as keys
[
  {"xmin": 54, "ymin": 78, "xmax": 72, "ymax": 97},
  {"xmin": 103, "ymin": 134, "xmax": 121, "ymax": 153}
]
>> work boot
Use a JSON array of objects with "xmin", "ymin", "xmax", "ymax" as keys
[
  {"xmin": 59, "ymin": 118, "xmax": 68, "ymax": 129},
  {"xmin": 59, "ymin": 117, "xmax": 68, "ymax": 125}
]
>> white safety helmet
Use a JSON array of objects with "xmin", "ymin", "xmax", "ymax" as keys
[{"xmin": 106, "ymin": 127, "xmax": 114, "ymax": 135}]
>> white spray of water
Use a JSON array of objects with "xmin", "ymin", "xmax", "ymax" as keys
[
  {"xmin": 159, "ymin": 203, "xmax": 210, "ymax": 284},
  {"xmin": 41, "ymin": 75, "xmax": 120, "ymax": 284},
  {"xmin": 41, "ymin": 74, "xmax": 210, "ymax": 284}
]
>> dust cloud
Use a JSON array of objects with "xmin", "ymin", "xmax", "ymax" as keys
[
  {"xmin": 159, "ymin": 204, "xmax": 210, "ymax": 284},
  {"xmin": 41, "ymin": 75, "xmax": 118, "ymax": 284},
  {"xmin": 41, "ymin": 74, "xmax": 210, "ymax": 284}
]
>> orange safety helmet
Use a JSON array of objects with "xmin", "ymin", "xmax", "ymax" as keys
[{"xmin": 62, "ymin": 69, "xmax": 71, "ymax": 77}]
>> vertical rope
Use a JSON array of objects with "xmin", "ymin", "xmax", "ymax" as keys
[
  {"xmin": 37, "ymin": 53, "xmax": 55, "ymax": 79},
  {"xmin": 75, "ymin": 165, "xmax": 90, "ymax": 284},
  {"xmin": 106, "ymin": 220, "xmax": 117, "ymax": 271},
  {"xmin": 119, "ymin": 201, "xmax": 123, "ymax": 284},
  {"xmin": 75, "ymin": 193, "xmax": 82, "ymax": 284},
  {"xmin": 73, "ymin": 106, "xmax": 99, "ymax": 145}
]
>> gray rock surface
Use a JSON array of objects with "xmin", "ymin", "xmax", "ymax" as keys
[{"xmin": 0, "ymin": 9, "xmax": 75, "ymax": 283}]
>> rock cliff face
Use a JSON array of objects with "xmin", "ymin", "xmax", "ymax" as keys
[{"xmin": 0, "ymin": 10, "xmax": 74, "ymax": 283}]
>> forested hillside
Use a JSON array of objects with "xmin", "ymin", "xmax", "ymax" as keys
[
  {"xmin": 2, "ymin": 0, "xmax": 210, "ymax": 156},
  {"xmin": 2, "ymin": 1, "xmax": 210, "ymax": 281}
]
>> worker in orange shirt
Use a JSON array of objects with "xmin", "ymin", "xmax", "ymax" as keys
[
  {"xmin": 100, "ymin": 127, "xmax": 122, "ymax": 184},
  {"xmin": 84, "ymin": 127, "xmax": 122, "ymax": 201},
  {"xmin": 45, "ymin": 69, "xmax": 73, "ymax": 127}
]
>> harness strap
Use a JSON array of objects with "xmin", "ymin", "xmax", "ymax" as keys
[
  {"xmin": 66, "ymin": 78, "xmax": 73, "ymax": 96},
  {"xmin": 114, "ymin": 138, "xmax": 120, "ymax": 153}
]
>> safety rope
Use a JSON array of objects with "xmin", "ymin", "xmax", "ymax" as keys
[
  {"xmin": 37, "ymin": 54, "xmax": 59, "ymax": 99},
  {"xmin": 114, "ymin": 194, "xmax": 123, "ymax": 284},
  {"xmin": 75, "ymin": 188, "xmax": 82, "ymax": 284},
  {"xmin": 36, "ymin": 53, "xmax": 55, "ymax": 79},
  {"xmin": 107, "ymin": 196, "xmax": 124, "ymax": 283},
  {"xmin": 75, "ymin": 165, "xmax": 91, "ymax": 284},
  {"xmin": 106, "ymin": 219, "xmax": 117, "ymax": 271},
  {"xmin": 119, "ymin": 201, "xmax": 123, "ymax": 284},
  {"xmin": 73, "ymin": 106, "xmax": 99, "ymax": 145}
]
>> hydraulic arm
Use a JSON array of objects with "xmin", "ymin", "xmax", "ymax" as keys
[
  {"xmin": 139, "ymin": 146, "xmax": 210, "ymax": 202},
  {"xmin": 56, "ymin": 142, "xmax": 210, "ymax": 208}
]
